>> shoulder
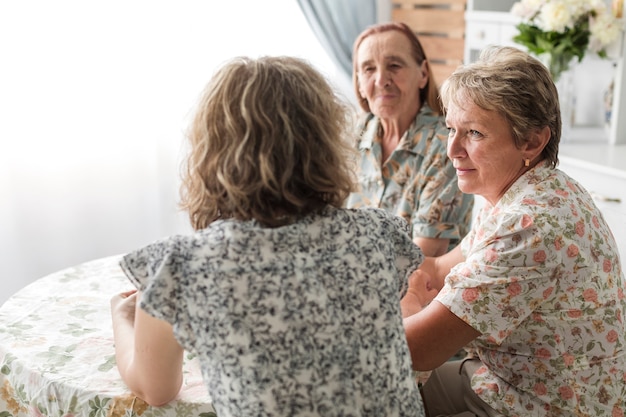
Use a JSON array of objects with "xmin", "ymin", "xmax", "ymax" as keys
[{"xmin": 340, "ymin": 207, "xmax": 411, "ymax": 235}]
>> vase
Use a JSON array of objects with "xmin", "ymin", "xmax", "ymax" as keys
[
  {"xmin": 537, "ymin": 53, "xmax": 576, "ymax": 141},
  {"xmin": 555, "ymin": 67, "xmax": 575, "ymax": 142}
]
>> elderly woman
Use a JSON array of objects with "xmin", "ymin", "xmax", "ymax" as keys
[
  {"xmin": 403, "ymin": 46, "xmax": 626, "ymax": 416},
  {"xmin": 346, "ymin": 22, "xmax": 474, "ymax": 257}
]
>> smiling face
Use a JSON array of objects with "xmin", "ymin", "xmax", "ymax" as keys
[
  {"xmin": 355, "ymin": 30, "xmax": 427, "ymax": 121},
  {"xmin": 445, "ymin": 99, "xmax": 529, "ymax": 206}
]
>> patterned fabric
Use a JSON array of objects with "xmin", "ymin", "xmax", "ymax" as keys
[
  {"xmin": 345, "ymin": 104, "xmax": 474, "ymax": 251},
  {"xmin": 120, "ymin": 206, "xmax": 425, "ymax": 417},
  {"xmin": 0, "ymin": 256, "xmax": 216, "ymax": 417},
  {"xmin": 436, "ymin": 162, "xmax": 626, "ymax": 416}
]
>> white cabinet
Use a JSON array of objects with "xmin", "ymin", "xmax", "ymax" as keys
[{"xmin": 464, "ymin": 10, "xmax": 519, "ymax": 63}]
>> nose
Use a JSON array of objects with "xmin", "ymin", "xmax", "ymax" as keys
[
  {"xmin": 446, "ymin": 130, "xmax": 465, "ymax": 160},
  {"xmin": 375, "ymin": 69, "xmax": 391, "ymax": 87}
]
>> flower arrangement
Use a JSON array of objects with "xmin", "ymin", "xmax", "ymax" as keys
[{"xmin": 511, "ymin": 0, "xmax": 622, "ymax": 81}]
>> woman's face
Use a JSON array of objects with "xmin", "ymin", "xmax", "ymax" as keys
[
  {"xmin": 356, "ymin": 30, "xmax": 427, "ymax": 120},
  {"xmin": 446, "ymin": 99, "xmax": 528, "ymax": 206}
]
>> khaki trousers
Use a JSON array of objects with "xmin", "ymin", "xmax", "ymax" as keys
[{"xmin": 420, "ymin": 359, "xmax": 503, "ymax": 417}]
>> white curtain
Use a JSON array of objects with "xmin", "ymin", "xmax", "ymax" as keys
[
  {"xmin": 0, "ymin": 0, "xmax": 341, "ymax": 304},
  {"xmin": 296, "ymin": 0, "xmax": 377, "ymax": 94}
]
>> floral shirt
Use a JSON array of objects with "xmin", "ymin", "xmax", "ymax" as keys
[
  {"xmin": 345, "ymin": 105, "xmax": 474, "ymax": 251},
  {"xmin": 436, "ymin": 162, "xmax": 626, "ymax": 416},
  {"xmin": 120, "ymin": 206, "xmax": 425, "ymax": 417}
]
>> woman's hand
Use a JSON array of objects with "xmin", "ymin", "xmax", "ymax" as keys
[
  {"xmin": 401, "ymin": 269, "xmax": 439, "ymax": 317},
  {"xmin": 111, "ymin": 289, "xmax": 138, "ymax": 324}
]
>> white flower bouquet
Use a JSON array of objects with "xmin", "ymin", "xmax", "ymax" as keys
[{"xmin": 511, "ymin": 0, "xmax": 622, "ymax": 80}]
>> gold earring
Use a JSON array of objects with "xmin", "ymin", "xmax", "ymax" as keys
[{"xmin": 524, "ymin": 158, "xmax": 530, "ymax": 167}]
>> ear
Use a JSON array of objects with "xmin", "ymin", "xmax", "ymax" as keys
[
  {"xmin": 418, "ymin": 60, "xmax": 429, "ymax": 89},
  {"xmin": 522, "ymin": 126, "xmax": 550, "ymax": 161}
]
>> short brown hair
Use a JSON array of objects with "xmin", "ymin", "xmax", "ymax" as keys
[{"xmin": 180, "ymin": 56, "xmax": 357, "ymax": 230}]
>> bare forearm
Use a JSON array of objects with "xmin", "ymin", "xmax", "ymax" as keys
[
  {"xmin": 111, "ymin": 293, "xmax": 184, "ymax": 406},
  {"xmin": 111, "ymin": 312, "xmax": 138, "ymax": 388}
]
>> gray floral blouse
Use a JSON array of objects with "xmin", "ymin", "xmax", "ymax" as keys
[{"xmin": 120, "ymin": 206, "xmax": 425, "ymax": 417}]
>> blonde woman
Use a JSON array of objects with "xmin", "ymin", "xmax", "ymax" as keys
[{"xmin": 110, "ymin": 56, "xmax": 426, "ymax": 417}]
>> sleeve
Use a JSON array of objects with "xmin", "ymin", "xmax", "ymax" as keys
[
  {"xmin": 119, "ymin": 236, "xmax": 187, "ymax": 332},
  {"xmin": 435, "ymin": 210, "xmax": 557, "ymax": 345},
  {"xmin": 377, "ymin": 210, "xmax": 425, "ymax": 298},
  {"xmin": 411, "ymin": 124, "xmax": 474, "ymax": 243}
]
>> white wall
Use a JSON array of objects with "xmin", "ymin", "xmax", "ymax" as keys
[{"xmin": 0, "ymin": 0, "xmax": 343, "ymax": 304}]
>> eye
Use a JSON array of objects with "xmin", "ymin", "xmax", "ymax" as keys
[
  {"xmin": 447, "ymin": 127, "xmax": 456, "ymax": 136},
  {"xmin": 468, "ymin": 129, "xmax": 483, "ymax": 138}
]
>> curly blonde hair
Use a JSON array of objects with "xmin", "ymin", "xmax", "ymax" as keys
[{"xmin": 180, "ymin": 56, "xmax": 357, "ymax": 230}]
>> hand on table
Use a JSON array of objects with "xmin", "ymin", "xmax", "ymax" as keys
[
  {"xmin": 400, "ymin": 269, "xmax": 439, "ymax": 318},
  {"xmin": 111, "ymin": 289, "xmax": 138, "ymax": 324}
]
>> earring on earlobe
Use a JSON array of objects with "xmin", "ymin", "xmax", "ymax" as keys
[{"xmin": 524, "ymin": 158, "xmax": 530, "ymax": 167}]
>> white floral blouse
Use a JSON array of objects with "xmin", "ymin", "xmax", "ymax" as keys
[
  {"xmin": 436, "ymin": 162, "xmax": 626, "ymax": 416},
  {"xmin": 121, "ymin": 206, "xmax": 425, "ymax": 417}
]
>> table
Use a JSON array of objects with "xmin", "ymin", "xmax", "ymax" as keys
[{"xmin": 0, "ymin": 255, "xmax": 216, "ymax": 417}]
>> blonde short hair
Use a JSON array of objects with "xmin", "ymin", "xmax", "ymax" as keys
[
  {"xmin": 440, "ymin": 46, "xmax": 560, "ymax": 167},
  {"xmin": 180, "ymin": 56, "xmax": 357, "ymax": 230}
]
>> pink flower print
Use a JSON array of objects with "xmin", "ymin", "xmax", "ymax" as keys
[
  {"xmin": 484, "ymin": 247, "xmax": 498, "ymax": 263},
  {"xmin": 522, "ymin": 198, "xmax": 538, "ymax": 205},
  {"xmin": 592, "ymin": 216, "xmax": 600, "ymax": 228},
  {"xmin": 556, "ymin": 188, "xmax": 569, "ymax": 197},
  {"xmin": 475, "ymin": 366, "xmax": 487, "ymax": 375},
  {"xmin": 612, "ymin": 404, "xmax": 624, "ymax": 417},
  {"xmin": 460, "ymin": 267, "xmax": 472, "ymax": 277},
  {"xmin": 462, "ymin": 288, "xmax": 480, "ymax": 303},
  {"xmin": 575, "ymin": 220, "xmax": 585, "ymax": 237},
  {"xmin": 521, "ymin": 214, "xmax": 533, "ymax": 229},
  {"xmin": 619, "ymin": 287, "xmax": 625, "ymax": 300},
  {"xmin": 566, "ymin": 180, "xmax": 577, "ymax": 192},
  {"xmin": 558, "ymin": 385, "xmax": 574, "ymax": 400},
  {"xmin": 533, "ymin": 250, "xmax": 547, "ymax": 263},
  {"xmin": 486, "ymin": 383, "xmax": 499, "ymax": 393},
  {"xmin": 567, "ymin": 244, "xmax": 579, "ymax": 258},
  {"xmin": 507, "ymin": 282, "xmax": 522, "ymax": 296},
  {"xmin": 567, "ymin": 310, "xmax": 583, "ymax": 318},
  {"xmin": 583, "ymin": 288, "xmax": 598, "ymax": 302},
  {"xmin": 607, "ymin": 329, "xmax": 619, "ymax": 343},
  {"xmin": 562, "ymin": 352, "xmax": 575, "ymax": 367},
  {"xmin": 533, "ymin": 382, "xmax": 548, "ymax": 396},
  {"xmin": 554, "ymin": 236, "xmax": 563, "ymax": 250},
  {"xmin": 535, "ymin": 347, "xmax": 552, "ymax": 358},
  {"xmin": 603, "ymin": 258, "xmax": 612, "ymax": 273},
  {"xmin": 543, "ymin": 287, "xmax": 554, "ymax": 299}
]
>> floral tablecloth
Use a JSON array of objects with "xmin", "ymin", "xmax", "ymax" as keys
[{"xmin": 0, "ymin": 255, "xmax": 216, "ymax": 417}]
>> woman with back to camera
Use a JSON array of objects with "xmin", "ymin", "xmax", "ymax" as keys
[
  {"xmin": 346, "ymin": 22, "xmax": 474, "ymax": 258},
  {"xmin": 401, "ymin": 46, "xmax": 626, "ymax": 416},
  {"xmin": 110, "ymin": 55, "xmax": 426, "ymax": 417}
]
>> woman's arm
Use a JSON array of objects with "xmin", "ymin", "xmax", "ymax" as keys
[
  {"xmin": 400, "ymin": 245, "xmax": 465, "ymax": 316},
  {"xmin": 111, "ymin": 290, "xmax": 184, "ymax": 406},
  {"xmin": 404, "ymin": 301, "xmax": 481, "ymax": 370},
  {"xmin": 413, "ymin": 236, "xmax": 449, "ymax": 257}
]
